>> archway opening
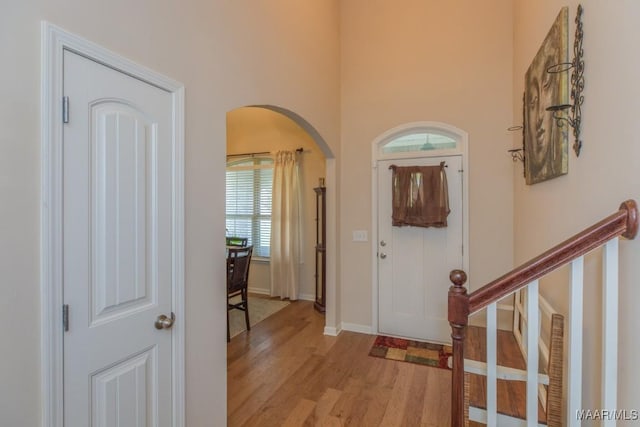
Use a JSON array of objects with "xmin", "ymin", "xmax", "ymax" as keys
[{"xmin": 225, "ymin": 105, "xmax": 337, "ymax": 339}]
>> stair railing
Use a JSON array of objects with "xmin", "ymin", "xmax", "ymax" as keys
[{"xmin": 448, "ymin": 200, "xmax": 638, "ymax": 427}]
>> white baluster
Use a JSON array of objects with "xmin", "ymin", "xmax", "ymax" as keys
[
  {"xmin": 522, "ymin": 290, "xmax": 529, "ymax": 356},
  {"xmin": 568, "ymin": 256, "xmax": 584, "ymax": 427},
  {"xmin": 526, "ymin": 280, "xmax": 539, "ymax": 426},
  {"xmin": 602, "ymin": 239, "xmax": 619, "ymax": 427},
  {"xmin": 513, "ymin": 290, "xmax": 521, "ymax": 340},
  {"xmin": 487, "ymin": 302, "xmax": 497, "ymax": 426}
]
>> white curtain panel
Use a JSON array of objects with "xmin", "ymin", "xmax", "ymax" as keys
[{"xmin": 270, "ymin": 150, "xmax": 303, "ymax": 300}]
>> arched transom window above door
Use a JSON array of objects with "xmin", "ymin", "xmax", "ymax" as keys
[{"xmin": 376, "ymin": 124, "xmax": 464, "ymax": 160}]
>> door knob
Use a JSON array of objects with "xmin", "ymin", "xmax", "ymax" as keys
[
  {"xmin": 380, "ymin": 240, "xmax": 387, "ymax": 247},
  {"xmin": 380, "ymin": 253, "xmax": 387, "ymax": 259},
  {"xmin": 155, "ymin": 312, "xmax": 175, "ymax": 330}
]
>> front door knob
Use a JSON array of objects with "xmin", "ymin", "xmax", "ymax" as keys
[
  {"xmin": 155, "ymin": 312, "xmax": 175, "ymax": 330},
  {"xmin": 380, "ymin": 253, "xmax": 387, "ymax": 259}
]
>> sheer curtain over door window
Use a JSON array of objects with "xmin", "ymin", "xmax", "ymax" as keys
[
  {"xmin": 270, "ymin": 150, "xmax": 303, "ymax": 300},
  {"xmin": 225, "ymin": 157, "xmax": 273, "ymax": 258}
]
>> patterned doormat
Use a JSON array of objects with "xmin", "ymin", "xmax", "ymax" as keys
[{"xmin": 369, "ymin": 335, "xmax": 453, "ymax": 370}]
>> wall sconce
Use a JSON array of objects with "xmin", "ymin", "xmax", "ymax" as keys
[
  {"xmin": 507, "ymin": 93, "xmax": 525, "ymax": 176},
  {"xmin": 546, "ymin": 4, "xmax": 584, "ymax": 156},
  {"xmin": 508, "ymin": 148, "xmax": 524, "ymax": 163},
  {"xmin": 507, "ymin": 125, "xmax": 524, "ymax": 162}
]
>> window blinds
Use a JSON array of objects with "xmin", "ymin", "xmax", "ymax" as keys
[{"xmin": 225, "ymin": 158, "xmax": 273, "ymax": 257}]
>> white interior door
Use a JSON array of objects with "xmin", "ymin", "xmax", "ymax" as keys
[
  {"xmin": 377, "ymin": 155, "xmax": 463, "ymax": 343},
  {"xmin": 63, "ymin": 50, "xmax": 175, "ymax": 426}
]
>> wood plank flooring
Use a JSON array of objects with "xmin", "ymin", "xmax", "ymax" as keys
[
  {"xmin": 228, "ymin": 301, "xmax": 537, "ymax": 426},
  {"xmin": 228, "ymin": 301, "xmax": 451, "ymax": 426}
]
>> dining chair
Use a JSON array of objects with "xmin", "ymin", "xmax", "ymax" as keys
[
  {"xmin": 226, "ymin": 236, "xmax": 248, "ymax": 247},
  {"xmin": 227, "ymin": 245, "xmax": 253, "ymax": 342}
]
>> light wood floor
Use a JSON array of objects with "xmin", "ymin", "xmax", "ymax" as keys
[
  {"xmin": 228, "ymin": 301, "xmax": 534, "ymax": 426},
  {"xmin": 228, "ymin": 301, "xmax": 451, "ymax": 426}
]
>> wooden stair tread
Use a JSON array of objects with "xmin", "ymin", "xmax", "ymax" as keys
[{"xmin": 465, "ymin": 325, "xmax": 547, "ymax": 424}]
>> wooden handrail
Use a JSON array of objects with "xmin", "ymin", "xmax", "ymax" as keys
[
  {"xmin": 448, "ymin": 199, "xmax": 638, "ymax": 427},
  {"xmin": 470, "ymin": 200, "xmax": 637, "ymax": 313}
]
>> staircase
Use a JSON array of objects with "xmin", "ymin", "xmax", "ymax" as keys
[
  {"xmin": 448, "ymin": 200, "xmax": 638, "ymax": 426},
  {"xmin": 464, "ymin": 325, "xmax": 548, "ymax": 425}
]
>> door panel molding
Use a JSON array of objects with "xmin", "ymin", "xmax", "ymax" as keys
[
  {"xmin": 41, "ymin": 22, "xmax": 185, "ymax": 427},
  {"xmin": 370, "ymin": 121, "xmax": 469, "ymax": 337},
  {"xmin": 90, "ymin": 101, "xmax": 158, "ymax": 326},
  {"xmin": 91, "ymin": 347, "xmax": 157, "ymax": 427}
]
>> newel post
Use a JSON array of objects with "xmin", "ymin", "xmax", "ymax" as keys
[{"xmin": 449, "ymin": 269, "xmax": 469, "ymax": 427}]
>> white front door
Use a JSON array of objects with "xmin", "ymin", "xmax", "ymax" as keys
[
  {"xmin": 63, "ymin": 50, "xmax": 175, "ymax": 426},
  {"xmin": 377, "ymin": 155, "xmax": 463, "ymax": 343}
]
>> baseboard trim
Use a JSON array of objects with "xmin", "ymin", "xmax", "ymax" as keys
[
  {"xmin": 341, "ymin": 322, "xmax": 373, "ymax": 335},
  {"xmin": 324, "ymin": 326, "xmax": 340, "ymax": 336},
  {"xmin": 247, "ymin": 288, "xmax": 316, "ymax": 303},
  {"xmin": 298, "ymin": 293, "xmax": 315, "ymax": 302}
]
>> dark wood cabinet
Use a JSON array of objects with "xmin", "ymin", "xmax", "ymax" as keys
[{"xmin": 314, "ymin": 186, "xmax": 326, "ymax": 313}]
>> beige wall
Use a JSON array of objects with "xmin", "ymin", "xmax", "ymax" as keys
[
  {"xmin": 227, "ymin": 107, "xmax": 327, "ymax": 300},
  {"xmin": 340, "ymin": 0, "xmax": 515, "ymax": 329},
  {"xmin": 9, "ymin": 0, "xmax": 640, "ymax": 423},
  {"xmin": 0, "ymin": 1, "xmax": 339, "ymax": 425},
  {"xmin": 513, "ymin": 0, "xmax": 640, "ymax": 416}
]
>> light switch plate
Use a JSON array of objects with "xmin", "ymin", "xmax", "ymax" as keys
[{"xmin": 352, "ymin": 230, "xmax": 368, "ymax": 242}]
